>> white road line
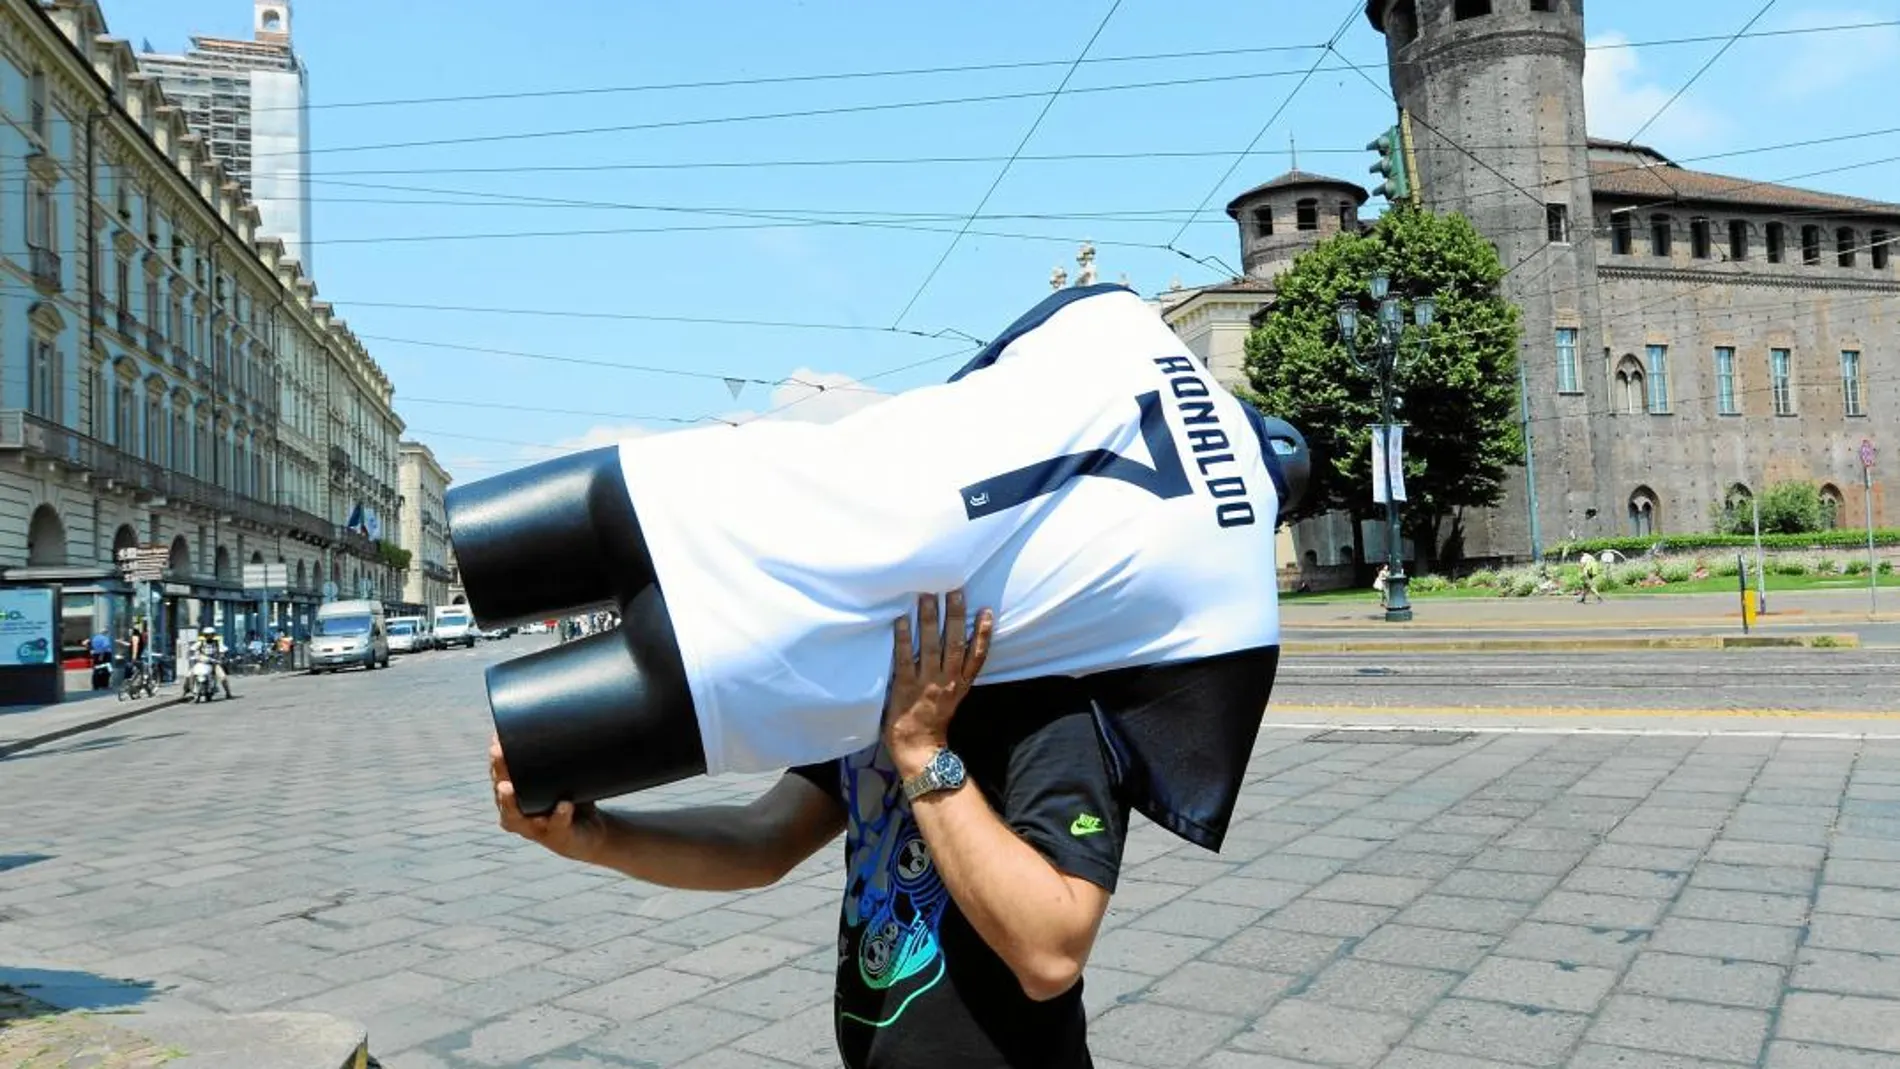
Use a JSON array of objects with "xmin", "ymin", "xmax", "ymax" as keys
[{"xmin": 1261, "ymin": 721, "xmax": 1900, "ymax": 740}]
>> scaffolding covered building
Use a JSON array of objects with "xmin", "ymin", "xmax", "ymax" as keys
[{"xmin": 137, "ymin": 0, "xmax": 312, "ymax": 271}]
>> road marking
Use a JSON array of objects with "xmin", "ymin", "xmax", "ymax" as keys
[
  {"xmin": 1269, "ymin": 703, "xmax": 1900, "ymax": 720},
  {"xmin": 1263, "ymin": 721, "xmax": 1900, "ymax": 740}
]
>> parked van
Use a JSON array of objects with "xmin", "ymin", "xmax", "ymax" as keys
[
  {"xmin": 433, "ymin": 604, "xmax": 477, "ymax": 649},
  {"xmin": 310, "ymin": 599, "xmax": 390, "ymax": 672},
  {"xmin": 387, "ymin": 615, "xmax": 429, "ymax": 654}
]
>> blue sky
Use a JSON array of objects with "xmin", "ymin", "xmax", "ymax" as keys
[{"xmin": 102, "ymin": 0, "xmax": 1900, "ymax": 486}]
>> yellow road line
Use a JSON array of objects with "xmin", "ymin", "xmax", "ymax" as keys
[{"xmin": 1269, "ymin": 703, "xmax": 1900, "ymax": 721}]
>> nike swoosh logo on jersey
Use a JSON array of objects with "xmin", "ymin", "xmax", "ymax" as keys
[{"xmin": 1070, "ymin": 813, "xmax": 1105, "ymax": 837}]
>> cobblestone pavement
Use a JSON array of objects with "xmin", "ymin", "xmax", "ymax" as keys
[{"xmin": 3, "ymin": 640, "xmax": 1899, "ymax": 1067}]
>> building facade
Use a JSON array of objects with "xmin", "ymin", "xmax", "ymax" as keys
[
  {"xmin": 1367, "ymin": 0, "xmax": 1899, "ymax": 561},
  {"xmin": 1166, "ymin": 0, "xmax": 1900, "ymax": 580},
  {"xmin": 398, "ymin": 440, "xmax": 452, "ymax": 610},
  {"xmin": 135, "ymin": 0, "xmax": 310, "ymax": 270},
  {"xmin": 0, "ymin": 0, "xmax": 402, "ymax": 664}
]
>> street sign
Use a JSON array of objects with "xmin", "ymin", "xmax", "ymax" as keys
[
  {"xmin": 116, "ymin": 543, "xmax": 170, "ymax": 583},
  {"xmin": 1861, "ymin": 438, "xmax": 1877, "ymax": 470},
  {"xmin": 242, "ymin": 563, "xmax": 288, "ymax": 590}
]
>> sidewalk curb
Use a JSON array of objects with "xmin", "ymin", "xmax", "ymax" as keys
[
  {"xmin": 1285, "ymin": 613, "xmax": 1899, "ymax": 631},
  {"xmin": 1284, "ymin": 634, "xmax": 1860, "ymax": 654},
  {"xmin": 1, "ymin": 981, "xmax": 367, "ymax": 1069},
  {"xmin": 0, "ymin": 693, "xmax": 190, "ymax": 759}
]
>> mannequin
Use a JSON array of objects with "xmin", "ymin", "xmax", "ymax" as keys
[{"xmin": 450, "ymin": 283, "xmax": 1310, "ymax": 850}]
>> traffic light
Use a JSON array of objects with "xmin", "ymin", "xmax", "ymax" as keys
[{"xmin": 1367, "ymin": 125, "xmax": 1411, "ymax": 202}]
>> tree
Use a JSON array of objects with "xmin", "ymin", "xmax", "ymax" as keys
[
  {"xmin": 1711, "ymin": 481, "xmax": 1826, "ymax": 535},
  {"xmin": 1241, "ymin": 205, "xmax": 1524, "ymax": 569}
]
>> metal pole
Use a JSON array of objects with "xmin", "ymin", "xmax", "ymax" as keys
[
  {"xmin": 1517, "ymin": 353, "xmax": 1542, "ymax": 564},
  {"xmin": 1868, "ymin": 466, "xmax": 1879, "ymax": 617},
  {"xmin": 1382, "ymin": 351, "xmax": 1411, "ymax": 622},
  {"xmin": 1752, "ymin": 494, "xmax": 1766, "ymax": 615}
]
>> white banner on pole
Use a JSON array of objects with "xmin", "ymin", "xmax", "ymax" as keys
[{"xmin": 1372, "ymin": 425, "xmax": 1407, "ymax": 504}]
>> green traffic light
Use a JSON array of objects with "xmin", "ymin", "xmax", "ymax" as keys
[{"xmin": 1367, "ymin": 123, "xmax": 1410, "ymax": 201}]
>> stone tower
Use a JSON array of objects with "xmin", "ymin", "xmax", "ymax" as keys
[
  {"xmin": 1226, "ymin": 171, "xmax": 1370, "ymax": 283},
  {"xmin": 1368, "ymin": 0, "xmax": 1606, "ymax": 562}
]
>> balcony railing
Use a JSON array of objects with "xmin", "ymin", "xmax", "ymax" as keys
[
  {"xmin": 339, "ymin": 527, "xmax": 374, "ymax": 558},
  {"xmin": 0, "ymin": 409, "xmax": 331, "ymax": 538},
  {"xmin": 28, "ymin": 244, "xmax": 59, "ymax": 289}
]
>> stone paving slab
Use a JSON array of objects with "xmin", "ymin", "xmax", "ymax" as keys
[{"xmin": 4, "ymin": 646, "xmax": 1900, "ymax": 1067}]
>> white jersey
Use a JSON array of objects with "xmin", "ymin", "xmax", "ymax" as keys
[{"xmin": 617, "ymin": 285, "xmax": 1285, "ymax": 776}]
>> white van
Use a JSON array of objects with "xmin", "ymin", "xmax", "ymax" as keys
[
  {"xmin": 433, "ymin": 604, "xmax": 477, "ymax": 649},
  {"xmin": 310, "ymin": 599, "xmax": 390, "ymax": 672},
  {"xmin": 387, "ymin": 615, "xmax": 429, "ymax": 654}
]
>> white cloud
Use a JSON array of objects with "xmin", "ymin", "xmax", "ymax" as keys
[
  {"xmin": 548, "ymin": 423, "xmax": 653, "ymax": 453},
  {"xmin": 1767, "ymin": 8, "xmax": 1900, "ymax": 99},
  {"xmin": 718, "ymin": 367, "xmax": 890, "ymax": 426},
  {"xmin": 1583, "ymin": 31, "xmax": 1726, "ymax": 149}
]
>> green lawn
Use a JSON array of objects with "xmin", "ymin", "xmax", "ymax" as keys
[{"xmin": 1283, "ymin": 569, "xmax": 1900, "ymax": 604}]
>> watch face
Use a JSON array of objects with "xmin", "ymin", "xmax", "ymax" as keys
[{"xmin": 932, "ymin": 749, "xmax": 965, "ymax": 788}]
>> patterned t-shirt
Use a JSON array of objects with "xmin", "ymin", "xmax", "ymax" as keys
[{"xmin": 791, "ymin": 691, "xmax": 1129, "ymax": 1069}]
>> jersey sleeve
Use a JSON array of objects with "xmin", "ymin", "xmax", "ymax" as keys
[
  {"xmin": 993, "ymin": 707, "xmax": 1129, "ymax": 894},
  {"xmin": 786, "ymin": 759, "xmax": 844, "ymax": 808}
]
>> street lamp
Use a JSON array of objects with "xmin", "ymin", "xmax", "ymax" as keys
[{"xmin": 1336, "ymin": 272, "xmax": 1436, "ymax": 622}]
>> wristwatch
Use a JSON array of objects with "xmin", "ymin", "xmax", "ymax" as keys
[{"xmin": 902, "ymin": 747, "xmax": 966, "ymax": 801}]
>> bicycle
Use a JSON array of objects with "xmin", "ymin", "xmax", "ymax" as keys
[{"xmin": 116, "ymin": 655, "xmax": 158, "ymax": 701}]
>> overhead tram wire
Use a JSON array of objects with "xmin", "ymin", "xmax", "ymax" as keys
[
  {"xmin": 887, "ymin": 0, "xmax": 1125, "ymax": 330},
  {"xmin": 247, "ymin": 60, "xmax": 1365, "ymax": 163},
  {"xmin": 205, "ymin": 20, "xmax": 1895, "ymax": 116},
  {"xmin": 1164, "ymin": 0, "xmax": 1364, "ymax": 254},
  {"xmin": 236, "ymin": 16, "xmax": 1867, "ymax": 164},
  {"xmin": 47, "ymin": 125, "xmax": 1900, "ymax": 189},
  {"xmin": 1626, "ymin": 0, "xmax": 1778, "ymax": 146}
]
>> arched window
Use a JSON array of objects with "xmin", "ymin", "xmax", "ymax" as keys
[
  {"xmin": 167, "ymin": 534, "xmax": 191, "ymax": 577},
  {"xmin": 1820, "ymin": 484, "xmax": 1845, "ymax": 529},
  {"xmin": 1628, "ymin": 488, "xmax": 1658, "ymax": 538},
  {"xmin": 1874, "ymin": 229, "xmax": 1891, "ymax": 270},
  {"xmin": 1453, "ymin": 0, "xmax": 1492, "ymax": 18},
  {"xmin": 1802, "ymin": 225, "xmax": 1822, "ymax": 265},
  {"xmin": 1252, "ymin": 207, "xmax": 1272, "ymax": 238},
  {"xmin": 1338, "ymin": 201, "xmax": 1355, "ymax": 230},
  {"xmin": 1615, "ymin": 355, "xmax": 1646, "ymax": 415},
  {"xmin": 1650, "ymin": 214, "xmax": 1672, "ymax": 257},
  {"xmin": 1837, "ymin": 228, "xmax": 1857, "ymax": 267},
  {"xmin": 1611, "ymin": 211, "xmax": 1633, "ymax": 254},
  {"xmin": 1296, "ymin": 199, "xmax": 1318, "ymax": 231},
  {"xmin": 26, "ymin": 504, "xmax": 67, "ymax": 567}
]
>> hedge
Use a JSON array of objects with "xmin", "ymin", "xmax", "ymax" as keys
[{"xmin": 1547, "ymin": 530, "xmax": 1900, "ymax": 559}]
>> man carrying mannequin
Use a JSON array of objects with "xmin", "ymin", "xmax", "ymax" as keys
[{"xmin": 490, "ymin": 589, "xmax": 1128, "ymax": 1067}]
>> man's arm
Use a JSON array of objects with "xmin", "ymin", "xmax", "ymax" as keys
[
  {"xmin": 884, "ymin": 591, "xmax": 1114, "ymax": 1002},
  {"xmin": 491, "ymin": 737, "xmax": 844, "ymax": 892},
  {"xmin": 906, "ymin": 776, "xmax": 1111, "ymax": 1001}
]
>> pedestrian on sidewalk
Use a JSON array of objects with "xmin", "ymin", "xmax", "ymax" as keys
[
  {"xmin": 1373, "ymin": 564, "xmax": 1390, "ymax": 609},
  {"xmin": 1578, "ymin": 552, "xmax": 1604, "ymax": 604},
  {"xmin": 88, "ymin": 630, "xmax": 113, "ymax": 689},
  {"xmin": 491, "ymin": 589, "xmax": 1128, "ymax": 1068}
]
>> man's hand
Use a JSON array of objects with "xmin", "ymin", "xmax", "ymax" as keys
[
  {"xmin": 489, "ymin": 733, "xmax": 607, "ymax": 864},
  {"xmin": 884, "ymin": 590, "xmax": 993, "ymax": 780}
]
